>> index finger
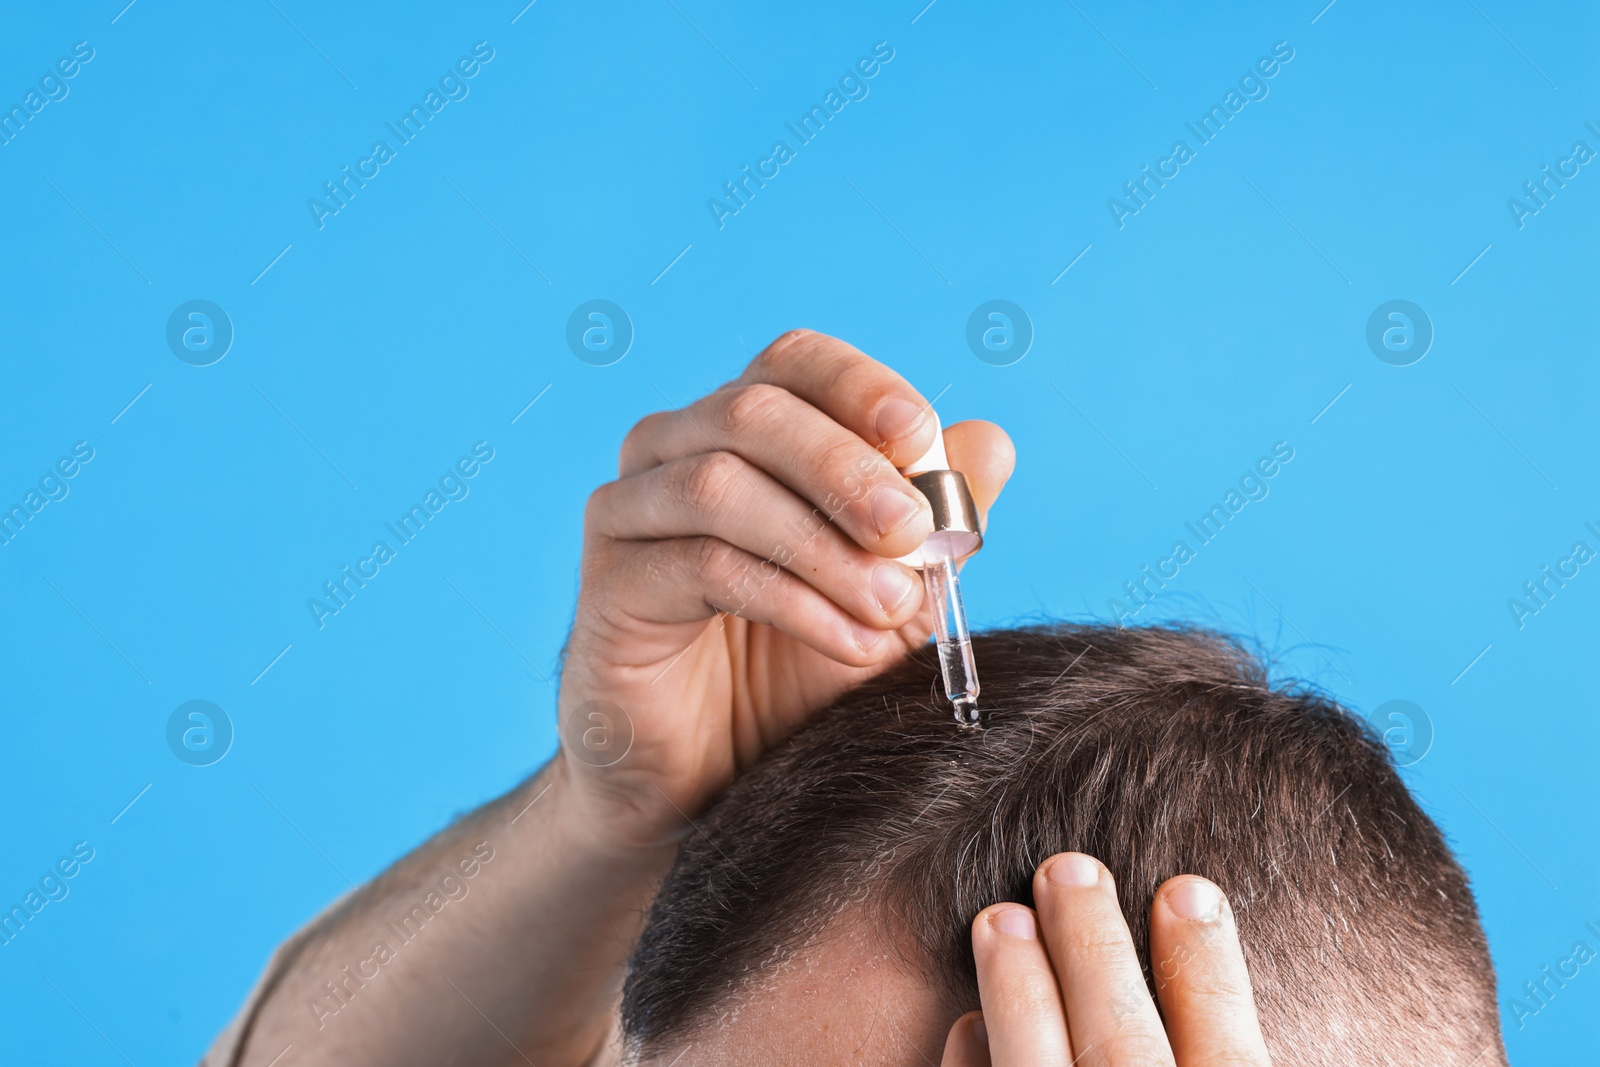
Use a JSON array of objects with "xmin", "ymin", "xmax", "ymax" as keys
[{"xmin": 737, "ymin": 330, "xmax": 941, "ymax": 468}]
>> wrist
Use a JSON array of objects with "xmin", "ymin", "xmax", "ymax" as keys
[{"xmin": 536, "ymin": 754, "xmax": 687, "ymax": 878}]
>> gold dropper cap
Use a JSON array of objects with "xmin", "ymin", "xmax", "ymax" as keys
[{"xmin": 905, "ymin": 469, "xmax": 982, "ymax": 565}]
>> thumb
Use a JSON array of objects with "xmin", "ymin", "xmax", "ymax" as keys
[{"xmin": 942, "ymin": 420, "xmax": 1016, "ymax": 530}]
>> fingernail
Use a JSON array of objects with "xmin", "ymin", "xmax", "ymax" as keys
[
  {"xmin": 873, "ymin": 564, "xmax": 918, "ymax": 617},
  {"xmin": 989, "ymin": 906, "xmax": 1037, "ymax": 940},
  {"xmin": 1045, "ymin": 853, "xmax": 1101, "ymax": 888},
  {"xmin": 870, "ymin": 487, "xmax": 923, "ymax": 538},
  {"xmin": 1166, "ymin": 878, "xmax": 1222, "ymax": 923},
  {"xmin": 853, "ymin": 621, "xmax": 886, "ymax": 654},
  {"xmin": 972, "ymin": 1017, "xmax": 988, "ymax": 1047},
  {"xmin": 875, "ymin": 397, "xmax": 926, "ymax": 442}
]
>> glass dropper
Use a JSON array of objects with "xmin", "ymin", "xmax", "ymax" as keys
[
  {"xmin": 923, "ymin": 542, "xmax": 980, "ymax": 727},
  {"xmin": 897, "ymin": 415, "xmax": 985, "ymax": 729}
]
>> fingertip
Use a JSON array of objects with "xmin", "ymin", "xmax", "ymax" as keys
[
  {"xmin": 1157, "ymin": 874, "xmax": 1226, "ymax": 925},
  {"xmin": 971, "ymin": 903, "xmax": 999, "ymax": 940},
  {"xmin": 940, "ymin": 1010, "xmax": 992, "ymax": 1067},
  {"xmin": 872, "ymin": 564, "xmax": 925, "ymax": 628},
  {"xmin": 869, "ymin": 491, "xmax": 935, "ymax": 559},
  {"xmin": 1037, "ymin": 850, "xmax": 1104, "ymax": 890},
  {"xmin": 941, "ymin": 420, "xmax": 1015, "ymax": 518},
  {"xmin": 846, "ymin": 618, "xmax": 895, "ymax": 664},
  {"xmin": 872, "ymin": 394, "xmax": 939, "ymax": 459},
  {"xmin": 975, "ymin": 902, "xmax": 1038, "ymax": 941}
]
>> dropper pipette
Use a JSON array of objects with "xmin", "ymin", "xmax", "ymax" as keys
[{"xmin": 897, "ymin": 416, "xmax": 984, "ymax": 728}]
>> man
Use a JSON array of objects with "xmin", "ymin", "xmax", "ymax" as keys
[{"xmin": 205, "ymin": 332, "xmax": 1506, "ymax": 1066}]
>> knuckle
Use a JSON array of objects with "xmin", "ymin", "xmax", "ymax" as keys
[
  {"xmin": 859, "ymin": 381, "xmax": 905, "ymax": 420},
  {"xmin": 618, "ymin": 411, "xmax": 668, "ymax": 470},
  {"xmin": 625, "ymin": 410, "xmax": 664, "ymax": 439},
  {"xmin": 761, "ymin": 328, "xmax": 818, "ymax": 365},
  {"xmin": 690, "ymin": 536, "xmax": 740, "ymax": 586},
  {"xmin": 581, "ymin": 483, "xmax": 613, "ymax": 532},
  {"xmin": 680, "ymin": 452, "xmax": 744, "ymax": 515},
  {"xmin": 1064, "ymin": 925, "xmax": 1137, "ymax": 967},
  {"xmin": 1158, "ymin": 952, "xmax": 1239, "ymax": 999},
  {"xmin": 716, "ymin": 383, "xmax": 788, "ymax": 437},
  {"xmin": 1007, "ymin": 983, "xmax": 1066, "ymax": 1021},
  {"xmin": 816, "ymin": 438, "xmax": 882, "ymax": 495}
]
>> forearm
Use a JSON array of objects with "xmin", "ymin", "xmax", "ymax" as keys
[{"xmin": 231, "ymin": 757, "xmax": 680, "ymax": 1067}]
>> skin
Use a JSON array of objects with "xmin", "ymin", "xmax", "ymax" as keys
[
  {"xmin": 225, "ymin": 333, "xmax": 1267, "ymax": 1066},
  {"xmin": 642, "ymin": 857, "xmax": 1272, "ymax": 1067},
  {"xmin": 636, "ymin": 906, "xmax": 958, "ymax": 1066}
]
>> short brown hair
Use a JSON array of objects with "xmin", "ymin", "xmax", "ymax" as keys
[{"xmin": 622, "ymin": 624, "xmax": 1507, "ymax": 1065}]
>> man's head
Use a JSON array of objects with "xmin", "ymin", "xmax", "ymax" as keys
[{"xmin": 621, "ymin": 624, "xmax": 1507, "ymax": 1065}]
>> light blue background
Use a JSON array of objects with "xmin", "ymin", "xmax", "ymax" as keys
[{"xmin": 1, "ymin": 1, "xmax": 1594, "ymax": 1062}]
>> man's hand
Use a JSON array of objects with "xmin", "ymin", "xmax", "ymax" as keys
[
  {"xmin": 561, "ymin": 329, "xmax": 1016, "ymax": 847},
  {"xmin": 222, "ymin": 332, "xmax": 1012, "ymax": 1067},
  {"xmin": 942, "ymin": 853, "xmax": 1273, "ymax": 1066}
]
